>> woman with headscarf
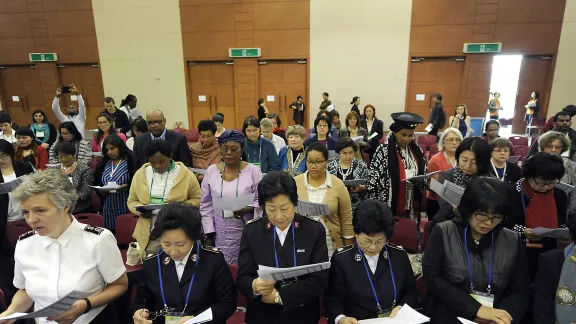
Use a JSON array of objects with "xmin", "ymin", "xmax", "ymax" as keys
[
  {"xmin": 200, "ymin": 130, "xmax": 262, "ymax": 264},
  {"xmin": 366, "ymin": 113, "xmax": 427, "ymax": 219},
  {"xmin": 14, "ymin": 127, "xmax": 48, "ymax": 170}
]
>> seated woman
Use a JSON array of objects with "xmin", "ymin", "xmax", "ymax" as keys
[
  {"xmin": 1, "ymin": 169, "xmax": 128, "ymax": 323},
  {"xmin": 448, "ymin": 104, "xmax": 472, "ymax": 137},
  {"xmin": 533, "ymin": 209, "xmax": 576, "ymax": 323},
  {"xmin": 132, "ymin": 202, "xmax": 237, "ymax": 324},
  {"xmin": 367, "ymin": 112, "xmax": 427, "ymax": 219},
  {"xmin": 432, "ymin": 137, "xmax": 492, "ymax": 228},
  {"xmin": 128, "ymin": 140, "xmax": 202, "ymax": 259},
  {"xmin": 49, "ymin": 121, "xmax": 92, "ymax": 168},
  {"xmin": 535, "ymin": 131, "xmax": 576, "ymax": 185},
  {"xmin": 304, "ymin": 115, "xmax": 337, "ymax": 150},
  {"xmin": 338, "ymin": 111, "xmax": 368, "ymax": 151},
  {"xmin": 0, "ymin": 139, "xmax": 35, "ymax": 223},
  {"xmin": 424, "ymin": 177, "xmax": 531, "ymax": 324},
  {"xmin": 200, "ymin": 130, "xmax": 262, "ymax": 264},
  {"xmin": 93, "ymin": 135, "xmax": 136, "ymax": 231},
  {"xmin": 189, "ymin": 119, "xmax": 221, "ymax": 182},
  {"xmin": 14, "ymin": 127, "xmax": 48, "ymax": 170},
  {"xmin": 426, "ymin": 127, "xmax": 463, "ymax": 218},
  {"xmin": 260, "ymin": 118, "xmax": 286, "ymax": 154},
  {"xmin": 126, "ymin": 117, "xmax": 148, "ymax": 151},
  {"xmin": 29, "ymin": 109, "xmax": 57, "ymax": 149},
  {"xmin": 504, "ymin": 152, "xmax": 567, "ymax": 282},
  {"xmin": 55, "ymin": 141, "xmax": 94, "ymax": 214},
  {"xmin": 327, "ymin": 138, "xmax": 369, "ymax": 212},
  {"xmin": 237, "ymin": 171, "xmax": 329, "ymax": 323},
  {"xmin": 324, "ymin": 199, "xmax": 418, "ymax": 322},
  {"xmin": 92, "ymin": 113, "xmax": 127, "ymax": 168},
  {"xmin": 268, "ymin": 113, "xmax": 287, "ymax": 144},
  {"xmin": 278, "ymin": 125, "xmax": 307, "ymax": 177},
  {"xmin": 489, "ymin": 138, "xmax": 522, "ymax": 185},
  {"xmin": 295, "ymin": 142, "xmax": 353, "ymax": 257},
  {"xmin": 242, "ymin": 116, "xmax": 280, "ymax": 173},
  {"xmin": 311, "ymin": 110, "xmax": 339, "ymax": 141},
  {"xmin": 482, "ymin": 120, "xmax": 501, "ymax": 142}
]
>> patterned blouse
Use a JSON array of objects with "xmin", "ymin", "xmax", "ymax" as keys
[{"xmin": 327, "ymin": 157, "xmax": 369, "ymax": 211}]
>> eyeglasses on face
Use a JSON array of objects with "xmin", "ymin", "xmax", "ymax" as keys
[
  {"xmin": 0, "ymin": 154, "xmax": 10, "ymax": 161},
  {"xmin": 532, "ymin": 178, "xmax": 559, "ymax": 187},
  {"xmin": 358, "ymin": 239, "xmax": 386, "ymax": 247},
  {"xmin": 220, "ymin": 146, "xmax": 242, "ymax": 154},
  {"xmin": 474, "ymin": 212, "xmax": 504, "ymax": 224},
  {"xmin": 443, "ymin": 138, "xmax": 462, "ymax": 143},
  {"xmin": 306, "ymin": 160, "xmax": 326, "ymax": 167}
]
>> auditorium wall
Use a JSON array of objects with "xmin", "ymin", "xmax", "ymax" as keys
[
  {"xmin": 549, "ymin": 0, "xmax": 576, "ymax": 119},
  {"xmin": 92, "ymin": 0, "xmax": 189, "ymax": 127},
  {"xmin": 309, "ymin": 0, "xmax": 413, "ymax": 128}
]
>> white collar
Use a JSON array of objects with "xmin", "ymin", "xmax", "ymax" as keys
[
  {"xmin": 275, "ymin": 223, "xmax": 292, "ymax": 236},
  {"xmin": 41, "ymin": 217, "xmax": 81, "ymax": 248},
  {"xmin": 175, "ymin": 246, "xmax": 194, "ymax": 266},
  {"xmin": 304, "ymin": 170, "xmax": 332, "ymax": 189}
]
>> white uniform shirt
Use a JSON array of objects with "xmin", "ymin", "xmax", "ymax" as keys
[
  {"xmin": 262, "ymin": 134, "xmax": 286, "ymax": 154},
  {"xmin": 275, "ymin": 223, "xmax": 292, "ymax": 246},
  {"xmin": 51, "ymin": 95, "xmax": 86, "ymax": 138},
  {"xmin": 0, "ymin": 130, "xmax": 16, "ymax": 144},
  {"xmin": 14, "ymin": 218, "xmax": 126, "ymax": 324}
]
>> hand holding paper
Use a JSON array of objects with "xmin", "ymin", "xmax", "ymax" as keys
[
  {"xmin": 135, "ymin": 204, "xmax": 167, "ymax": 213},
  {"xmin": 425, "ymin": 124, "xmax": 433, "ymax": 132}
]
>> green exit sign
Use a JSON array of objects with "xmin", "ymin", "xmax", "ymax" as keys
[
  {"xmin": 463, "ymin": 43, "xmax": 502, "ymax": 53},
  {"xmin": 229, "ymin": 48, "xmax": 261, "ymax": 58},
  {"xmin": 29, "ymin": 53, "xmax": 58, "ymax": 62}
]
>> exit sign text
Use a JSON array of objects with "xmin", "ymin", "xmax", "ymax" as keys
[
  {"xmin": 463, "ymin": 43, "xmax": 502, "ymax": 53},
  {"xmin": 29, "ymin": 53, "xmax": 58, "ymax": 62},
  {"xmin": 229, "ymin": 48, "xmax": 261, "ymax": 58}
]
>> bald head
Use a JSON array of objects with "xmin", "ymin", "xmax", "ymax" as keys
[{"xmin": 146, "ymin": 110, "xmax": 166, "ymax": 136}]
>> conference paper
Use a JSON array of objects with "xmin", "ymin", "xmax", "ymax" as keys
[
  {"xmin": 0, "ymin": 291, "xmax": 87, "ymax": 320},
  {"xmin": 189, "ymin": 168, "xmax": 207, "ymax": 175},
  {"xmin": 368, "ymin": 132, "xmax": 378, "ymax": 141},
  {"xmin": 357, "ymin": 304, "xmax": 430, "ymax": 323},
  {"xmin": 213, "ymin": 193, "xmax": 255, "ymax": 212},
  {"xmin": 135, "ymin": 204, "xmax": 168, "ymax": 212},
  {"xmin": 351, "ymin": 136, "xmax": 364, "ymax": 142},
  {"xmin": 257, "ymin": 262, "xmax": 331, "ymax": 281},
  {"xmin": 507, "ymin": 155, "xmax": 521, "ymax": 164},
  {"xmin": 297, "ymin": 201, "xmax": 331, "ymax": 216},
  {"xmin": 182, "ymin": 308, "xmax": 212, "ymax": 324},
  {"xmin": 91, "ymin": 152, "xmax": 102, "ymax": 157},
  {"xmin": 429, "ymin": 179, "xmax": 464, "ymax": 206},
  {"xmin": 556, "ymin": 182, "xmax": 575, "ymax": 194},
  {"xmin": 91, "ymin": 182, "xmax": 122, "ymax": 191},
  {"xmin": 342, "ymin": 179, "xmax": 366, "ymax": 187},
  {"xmin": 457, "ymin": 317, "xmax": 476, "ymax": 324},
  {"xmin": 402, "ymin": 170, "xmax": 441, "ymax": 182}
]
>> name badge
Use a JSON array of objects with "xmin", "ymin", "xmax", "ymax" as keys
[
  {"xmin": 223, "ymin": 210, "xmax": 235, "ymax": 219},
  {"xmin": 405, "ymin": 169, "xmax": 417, "ymax": 179},
  {"xmin": 164, "ymin": 312, "xmax": 184, "ymax": 324},
  {"xmin": 36, "ymin": 130, "xmax": 45, "ymax": 138},
  {"xmin": 150, "ymin": 196, "xmax": 164, "ymax": 205},
  {"xmin": 470, "ymin": 290, "xmax": 494, "ymax": 308}
]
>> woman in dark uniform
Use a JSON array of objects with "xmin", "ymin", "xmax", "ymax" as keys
[
  {"xmin": 237, "ymin": 171, "xmax": 329, "ymax": 324},
  {"xmin": 324, "ymin": 199, "xmax": 418, "ymax": 323},
  {"xmin": 132, "ymin": 202, "xmax": 237, "ymax": 324}
]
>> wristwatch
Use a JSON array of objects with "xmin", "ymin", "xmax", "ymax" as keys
[
  {"xmin": 82, "ymin": 298, "xmax": 92, "ymax": 314},
  {"xmin": 274, "ymin": 291, "xmax": 282, "ymax": 305}
]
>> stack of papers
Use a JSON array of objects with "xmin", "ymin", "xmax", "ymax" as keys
[
  {"xmin": 45, "ymin": 163, "xmax": 60, "ymax": 168},
  {"xmin": 507, "ymin": 155, "xmax": 521, "ymax": 164},
  {"xmin": 213, "ymin": 193, "xmax": 255, "ymax": 211},
  {"xmin": 0, "ymin": 291, "xmax": 87, "ymax": 320},
  {"xmin": 342, "ymin": 179, "xmax": 366, "ymax": 187},
  {"xmin": 457, "ymin": 318, "xmax": 475, "ymax": 324},
  {"xmin": 430, "ymin": 179, "xmax": 465, "ymax": 206},
  {"xmin": 0, "ymin": 176, "xmax": 27, "ymax": 194},
  {"xmin": 297, "ymin": 201, "xmax": 331, "ymax": 216},
  {"xmin": 182, "ymin": 308, "xmax": 213, "ymax": 324},
  {"xmin": 531, "ymin": 227, "xmax": 570, "ymax": 239},
  {"xmin": 135, "ymin": 204, "xmax": 168, "ymax": 212},
  {"xmin": 556, "ymin": 182, "xmax": 575, "ymax": 194},
  {"xmin": 402, "ymin": 170, "xmax": 441, "ymax": 183},
  {"xmin": 358, "ymin": 304, "xmax": 429, "ymax": 323},
  {"xmin": 189, "ymin": 168, "xmax": 207, "ymax": 175},
  {"xmin": 91, "ymin": 152, "xmax": 102, "ymax": 157},
  {"xmin": 91, "ymin": 183, "xmax": 121, "ymax": 191},
  {"xmin": 257, "ymin": 262, "xmax": 331, "ymax": 281},
  {"xmin": 351, "ymin": 136, "xmax": 364, "ymax": 142},
  {"xmin": 368, "ymin": 132, "xmax": 379, "ymax": 141}
]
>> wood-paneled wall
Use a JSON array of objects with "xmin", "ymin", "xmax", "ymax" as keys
[
  {"xmin": 180, "ymin": 0, "xmax": 310, "ymax": 129},
  {"xmin": 0, "ymin": 0, "xmax": 102, "ymax": 128},
  {"xmin": 408, "ymin": 0, "xmax": 567, "ymax": 119}
]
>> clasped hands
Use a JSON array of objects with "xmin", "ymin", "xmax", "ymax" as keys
[{"xmin": 252, "ymin": 277, "xmax": 278, "ymax": 304}]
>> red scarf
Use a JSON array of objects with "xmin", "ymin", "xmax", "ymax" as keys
[{"xmin": 523, "ymin": 180, "xmax": 558, "ymax": 229}]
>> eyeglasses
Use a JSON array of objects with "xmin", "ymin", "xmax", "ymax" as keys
[
  {"xmin": 97, "ymin": 121, "xmax": 110, "ymax": 126},
  {"xmin": 146, "ymin": 308, "xmax": 176, "ymax": 321},
  {"xmin": 317, "ymin": 124, "xmax": 328, "ymax": 129},
  {"xmin": 221, "ymin": 146, "xmax": 242, "ymax": 154},
  {"xmin": 199, "ymin": 134, "xmax": 214, "ymax": 139},
  {"xmin": 306, "ymin": 160, "xmax": 326, "ymax": 167},
  {"xmin": 0, "ymin": 154, "xmax": 9, "ymax": 161},
  {"xmin": 474, "ymin": 212, "xmax": 504, "ymax": 224},
  {"xmin": 443, "ymin": 138, "xmax": 462, "ymax": 143},
  {"xmin": 532, "ymin": 178, "xmax": 559, "ymax": 187}
]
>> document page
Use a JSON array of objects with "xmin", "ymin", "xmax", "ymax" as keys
[
  {"xmin": 0, "ymin": 291, "xmax": 87, "ymax": 320},
  {"xmin": 213, "ymin": 193, "xmax": 255, "ymax": 211},
  {"xmin": 297, "ymin": 201, "xmax": 331, "ymax": 216},
  {"xmin": 257, "ymin": 262, "xmax": 331, "ymax": 281}
]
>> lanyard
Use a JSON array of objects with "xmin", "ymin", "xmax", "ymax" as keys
[
  {"xmin": 357, "ymin": 245, "xmax": 397, "ymax": 313},
  {"xmin": 464, "ymin": 226, "xmax": 495, "ymax": 293},
  {"xmin": 157, "ymin": 242, "xmax": 200, "ymax": 313},
  {"xmin": 520, "ymin": 182, "xmax": 527, "ymax": 217},
  {"xmin": 491, "ymin": 161, "xmax": 506, "ymax": 182},
  {"xmin": 272, "ymin": 221, "xmax": 297, "ymax": 268},
  {"xmin": 245, "ymin": 140, "xmax": 262, "ymax": 164},
  {"xmin": 565, "ymin": 242, "xmax": 575, "ymax": 258},
  {"xmin": 108, "ymin": 159, "xmax": 124, "ymax": 181},
  {"xmin": 149, "ymin": 168, "xmax": 173, "ymax": 201}
]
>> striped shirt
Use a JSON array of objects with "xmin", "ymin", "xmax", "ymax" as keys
[{"xmin": 101, "ymin": 159, "xmax": 130, "ymax": 230}]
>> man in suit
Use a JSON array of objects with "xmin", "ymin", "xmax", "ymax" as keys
[
  {"xmin": 428, "ymin": 93, "xmax": 445, "ymax": 139},
  {"xmin": 133, "ymin": 110, "xmax": 193, "ymax": 168}
]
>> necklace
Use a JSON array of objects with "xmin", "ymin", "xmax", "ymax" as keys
[
  {"xmin": 444, "ymin": 152, "xmax": 456, "ymax": 167},
  {"xmin": 339, "ymin": 161, "xmax": 353, "ymax": 179},
  {"xmin": 287, "ymin": 148, "xmax": 305, "ymax": 176},
  {"xmin": 62, "ymin": 162, "xmax": 77, "ymax": 174}
]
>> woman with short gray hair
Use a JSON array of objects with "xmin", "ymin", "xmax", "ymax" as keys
[
  {"xmin": 0, "ymin": 169, "xmax": 128, "ymax": 324},
  {"xmin": 538, "ymin": 131, "xmax": 576, "ymax": 185},
  {"xmin": 278, "ymin": 125, "xmax": 307, "ymax": 176},
  {"xmin": 260, "ymin": 117, "xmax": 286, "ymax": 154}
]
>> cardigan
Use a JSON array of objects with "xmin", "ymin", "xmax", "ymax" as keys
[
  {"xmin": 49, "ymin": 139, "xmax": 92, "ymax": 168},
  {"xmin": 304, "ymin": 135, "xmax": 336, "ymax": 151},
  {"xmin": 294, "ymin": 173, "xmax": 354, "ymax": 249},
  {"xmin": 128, "ymin": 162, "xmax": 202, "ymax": 258}
]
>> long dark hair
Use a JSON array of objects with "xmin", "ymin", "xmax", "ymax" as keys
[
  {"xmin": 95, "ymin": 113, "xmax": 118, "ymax": 144},
  {"xmin": 95, "ymin": 135, "xmax": 136, "ymax": 188},
  {"xmin": 120, "ymin": 94, "xmax": 136, "ymax": 108},
  {"xmin": 58, "ymin": 121, "xmax": 83, "ymax": 143},
  {"xmin": 31, "ymin": 109, "xmax": 48, "ymax": 124}
]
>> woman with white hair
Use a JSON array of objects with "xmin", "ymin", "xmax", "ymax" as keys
[
  {"xmin": 425, "ymin": 127, "xmax": 463, "ymax": 218},
  {"xmin": 0, "ymin": 169, "xmax": 128, "ymax": 324},
  {"xmin": 537, "ymin": 131, "xmax": 576, "ymax": 185},
  {"xmin": 260, "ymin": 117, "xmax": 286, "ymax": 154}
]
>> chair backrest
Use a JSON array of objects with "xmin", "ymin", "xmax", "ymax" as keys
[
  {"xmin": 91, "ymin": 191, "xmax": 101, "ymax": 214},
  {"xmin": 531, "ymin": 116, "xmax": 546, "ymax": 127},
  {"xmin": 115, "ymin": 213, "xmax": 138, "ymax": 244},
  {"xmin": 6, "ymin": 220, "xmax": 32, "ymax": 247},
  {"xmin": 389, "ymin": 217, "xmax": 419, "ymax": 253},
  {"xmin": 512, "ymin": 145, "xmax": 530, "ymax": 158},
  {"xmin": 429, "ymin": 144, "xmax": 439, "ymax": 157},
  {"xmin": 362, "ymin": 151, "xmax": 370, "ymax": 168},
  {"xmin": 416, "ymin": 135, "xmax": 437, "ymax": 147},
  {"xmin": 228, "ymin": 264, "xmax": 247, "ymax": 308},
  {"xmin": 416, "ymin": 275, "xmax": 427, "ymax": 298},
  {"xmin": 74, "ymin": 213, "xmax": 105, "ymax": 228},
  {"xmin": 498, "ymin": 118, "xmax": 513, "ymax": 127},
  {"xmin": 509, "ymin": 136, "xmax": 528, "ymax": 147},
  {"xmin": 420, "ymin": 220, "xmax": 432, "ymax": 251},
  {"xmin": 185, "ymin": 129, "xmax": 199, "ymax": 143}
]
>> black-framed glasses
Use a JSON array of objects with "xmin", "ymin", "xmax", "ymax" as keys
[
  {"xmin": 474, "ymin": 212, "xmax": 504, "ymax": 224},
  {"xmin": 146, "ymin": 307, "xmax": 176, "ymax": 321},
  {"xmin": 221, "ymin": 146, "xmax": 242, "ymax": 153},
  {"xmin": 306, "ymin": 160, "xmax": 326, "ymax": 167},
  {"xmin": 532, "ymin": 178, "xmax": 559, "ymax": 187}
]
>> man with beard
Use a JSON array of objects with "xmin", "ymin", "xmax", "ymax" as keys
[
  {"xmin": 52, "ymin": 84, "xmax": 86, "ymax": 138},
  {"xmin": 528, "ymin": 110, "xmax": 576, "ymax": 158}
]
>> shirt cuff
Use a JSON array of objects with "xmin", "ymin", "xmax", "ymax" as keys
[{"xmin": 335, "ymin": 315, "xmax": 346, "ymax": 324}]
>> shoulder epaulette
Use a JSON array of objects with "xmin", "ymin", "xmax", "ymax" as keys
[
  {"xmin": 336, "ymin": 244, "xmax": 355, "ymax": 254},
  {"xmin": 84, "ymin": 225, "xmax": 104, "ymax": 235},
  {"xmin": 245, "ymin": 217, "xmax": 262, "ymax": 225},
  {"xmin": 18, "ymin": 230, "xmax": 36, "ymax": 241},
  {"xmin": 387, "ymin": 243, "xmax": 404, "ymax": 251},
  {"xmin": 303, "ymin": 215, "xmax": 320, "ymax": 223},
  {"xmin": 144, "ymin": 250, "xmax": 163, "ymax": 261},
  {"xmin": 202, "ymin": 245, "xmax": 221, "ymax": 253}
]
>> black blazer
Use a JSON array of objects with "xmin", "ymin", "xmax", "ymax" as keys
[
  {"xmin": 237, "ymin": 214, "xmax": 329, "ymax": 324},
  {"xmin": 134, "ymin": 244, "xmax": 237, "ymax": 324},
  {"xmin": 102, "ymin": 109, "xmax": 131, "ymax": 134},
  {"xmin": 488, "ymin": 161, "xmax": 522, "ymax": 186},
  {"xmin": 361, "ymin": 118, "xmax": 384, "ymax": 154},
  {"xmin": 133, "ymin": 130, "xmax": 193, "ymax": 169},
  {"xmin": 324, "ymin": 244, "xmax": 418, "ymax": 322},
  {"xmin": 533, "ymin": 248, "xmax": 566, "ymax": 324}
]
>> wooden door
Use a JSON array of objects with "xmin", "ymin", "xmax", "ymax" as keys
[
  {"xmin": 406, "ymin": 57, "xmax": 466, "ymax": 132},
  {"xmin": 281, "ymin": 61, "xmax": 307, "ymax": 127},
  {"xmin": 0, "ymin": 65, "xmax": 43, "ymax": 127},
  {"xmin": 57, "ymin": 63, "xmax": 105, "ymax": 130},
  {"xmin": 512, "ymin": 56, "xmax": 553, "ymax": 134},
  {"xmin": 188, "ymin": 61, "xmax": 236, "ymax": 130}
]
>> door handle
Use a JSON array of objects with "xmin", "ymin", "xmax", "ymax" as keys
[
  {"xmin": 284, "ymin": 93, "xmax": 287, "ymax": 113},
  {"xmin": 209, "ymin": 93, "xmax": 213, "ymax": 112},
  {"xmin": 278, "ymin": 92, "xmax": 282, "ymax": 112},
  {"xmin": 215, "ymin": 92, "xmax": 218, "ymax": 111}
]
